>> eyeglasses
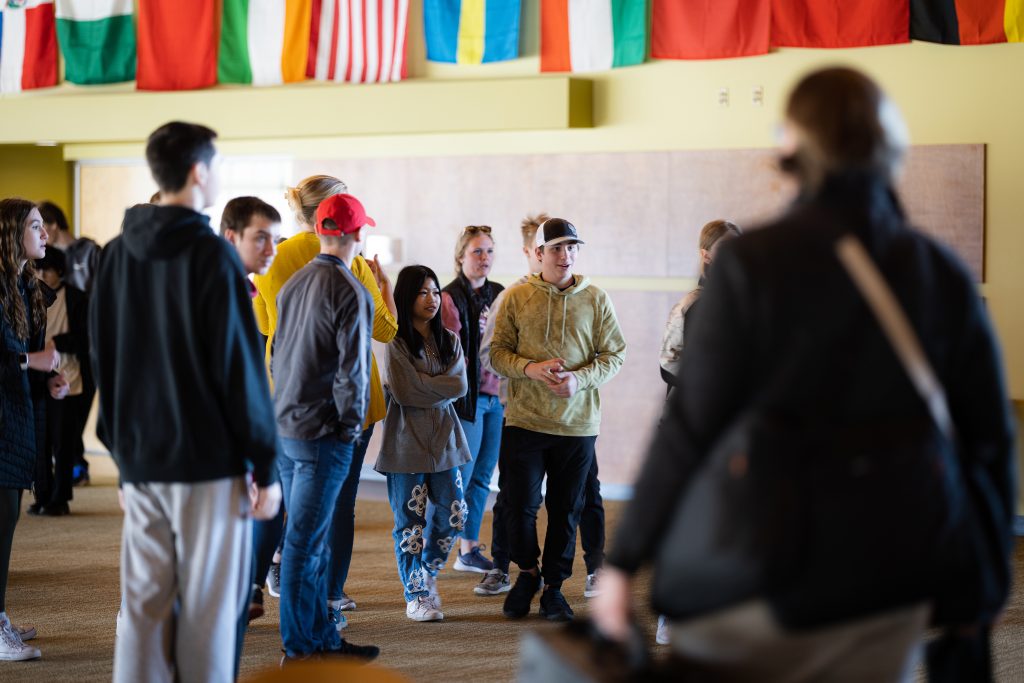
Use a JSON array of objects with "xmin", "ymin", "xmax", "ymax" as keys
[{"xmin": 462, "ymin": 225, "xmax": 492, "ymax": 235}]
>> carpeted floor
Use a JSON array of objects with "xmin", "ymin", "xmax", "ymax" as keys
[{"xmin": 2, "ymin": 458, "xmax": 1022, "ymax": 682}]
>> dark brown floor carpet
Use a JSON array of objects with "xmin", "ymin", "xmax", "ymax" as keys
[{"xmin": 2, "ymin": 462, "xmax": 1022, "ymax": 681}]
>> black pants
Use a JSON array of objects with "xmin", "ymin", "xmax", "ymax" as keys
[
  {"xmin": 492, "ymin": 440, "xmax": 605, "ymax": 576},
  {"xmin": 499, "ymin": 426, "xmax": 596, "ymax": 589},
  {"xmin": 0, "ymin": 488, "xmax": 22, "ymax": 613},
  {"xmin": 35, "ymin": 393, "xmax": 89, "ymax": 507}
]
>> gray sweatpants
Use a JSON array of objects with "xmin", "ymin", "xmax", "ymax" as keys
[
  {"xmin": 114, "ymin": 477, "xmax": 250, "ymax": 683},
  {"xmin": 669, "ymin": 600, "xmax": 929, "ymax": 683}
]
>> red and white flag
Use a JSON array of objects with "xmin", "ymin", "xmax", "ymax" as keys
[
  {"xmin": 0, "ymin": 0, "xmax": 59, "ymax": 94},
  {"xmin": 307, "ymin": 0, "xmax": 409, "ymax": 84}
]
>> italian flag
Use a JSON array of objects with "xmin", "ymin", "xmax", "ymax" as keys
[
  {"xmin": 0, "ymin": 0, "xmax": 58, "ymax": 94},
  {"xmin": 219, "ymin": 0, "xmax": 311, "ymax": 86},
  {"xmin": 540, "ymin": 0, "xmax": 647, "ymax": 73},
  {"xmin": 55, "ymin": 0, "xmax": 135, "ymax": 85}
]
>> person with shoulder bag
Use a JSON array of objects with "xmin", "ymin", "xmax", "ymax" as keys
[{"xmin": 593, "ymin": 68, "xmax": 1015, "ymax": 682}]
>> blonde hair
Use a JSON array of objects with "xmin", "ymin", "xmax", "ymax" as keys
[
  {"xmin": 285, "ymin": 175, "xmax": 347, "ymax": 228},
  {"xmin": 520, "ymin": 213, "xmax": 549, "ymax": 249},
  {"xmin": 454, "ymin": 225, "xmax": 494, "ymax": 276},
  {"xmin": 698, "ymin": 219, "xmax": 742, "ymax": 276}
]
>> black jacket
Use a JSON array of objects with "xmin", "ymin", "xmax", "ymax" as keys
[
  {"xmin": 89, "ymin": 204, "xmax": 279, "ymax": 486},
  {"xmin": 271, "ymin": 254, "xmax": 374, "ymax": 444},
  {"xmin": 607, "ymin": 172, "xmax": 1015, "ymax": 627},
  {"xmin": 443, "ymin": 274, "xmax": 503, "ymax": 421}
]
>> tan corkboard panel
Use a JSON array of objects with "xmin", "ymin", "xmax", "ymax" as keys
[{"xmin": 297, "ymin": 144, "xmax": 984, "ymax": 282}]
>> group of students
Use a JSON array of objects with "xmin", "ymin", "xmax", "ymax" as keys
[{"xmin": 0, "ymin": 119, "xmax": 631, "ymax": 679}]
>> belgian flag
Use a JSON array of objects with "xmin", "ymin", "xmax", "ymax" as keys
[{"xmin": 912, "ymin": 0, "xmax": 1024, "ymax": 44}]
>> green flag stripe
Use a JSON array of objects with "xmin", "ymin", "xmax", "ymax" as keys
[
  {"xmin": 610, "ymin": 0, "xmax": 647, "ymax": 68},
  {"xmin": 56, "ymin": 15, "xmax": 136, "ymax": 85},
  {"xmin": 218, "ymin": 0, "xmax": 252, "ymax": 85}
]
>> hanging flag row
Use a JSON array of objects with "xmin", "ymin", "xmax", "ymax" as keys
[{"xmin": 3, "ymin": 0, "xmax": 1022, "ymax": 93}]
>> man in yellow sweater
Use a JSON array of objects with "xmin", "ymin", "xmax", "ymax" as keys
[
  {"xmin": 251, "ymin": 176, "xmax": 397, "ymax": 630},
  {"xmin": 490, "ymin": 218, "xmax": 626, "ymax": 623}
]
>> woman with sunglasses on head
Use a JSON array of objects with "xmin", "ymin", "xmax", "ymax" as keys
[{"xmin": 439, "ymin": 225, "xmax": 504, "ymax": 573}]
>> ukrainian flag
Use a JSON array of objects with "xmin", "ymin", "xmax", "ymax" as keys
[{"xmin": 424, "ymin": 0, "xmax": 521, "ymax": 64}]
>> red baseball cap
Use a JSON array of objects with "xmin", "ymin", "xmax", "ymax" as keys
[{"xmin": 315, "ymin": 194, "xmax": 376, "ymax": 236}]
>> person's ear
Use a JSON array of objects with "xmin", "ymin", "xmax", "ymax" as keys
[
  {"xmin": 224, "ymin": 228, "xmax": 239, "ymax": 246},
  {"xmin": 701, "ymin": 248, "xmax": 712, "ymax": 265},
  {"xmin": 535, "ymin": 246, "xmax": 544, "ymax": 261},
  {"xmin": 192, "ymin": 160, "xmax": 209, "ymax": 188},
  {"xmin": 352, "ymin": 228, "xmax": 363, "ymax": 242}
]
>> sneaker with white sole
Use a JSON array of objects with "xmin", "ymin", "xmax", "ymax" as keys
[
  {"xmin": 12, "ymin": 624, "xmax": 36, "ymax": 642},
  {"xmin": 656, "ymin": 615, "xmax": 670, "ymax": 645},
  {"xmin": 406, "ymin": 595, "xmax": 444, "ymax": 622},
  {"xmin": 265, "ymin": 562, "xmax": 281, "ymax": 598},
  {"xmin": 424, "ymin": 572, "xmax": 441, "ymax": 609},
  {"xmin": 453, "ymin": 545, "xmax": 494, "ymax": 573},
  {"xmin": 337, "ymin": 592, "xmax": 357, "ymax": 611},
  {"xmin": 0, "ymin": 614, "xmax": 40, "ymax": 662},
  {"xmin": 584, "ymin": 572, "xmax": 601, "ymax": 598},
  {"xmin": 327, "ymin": 601, "xmax": 349, "ymax": 632},
  {"xmin": 474, "ymin": 568, "xmax": 511, "ymax": 596}
]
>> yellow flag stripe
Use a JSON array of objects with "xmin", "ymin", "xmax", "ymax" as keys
[
  {"xmin": 1007, "ymin": 0, "xmax": 1024, "ymax": 42},
  {"xmin": 457, "ymin": 0, "xmax": 486, "ymax": 64}
]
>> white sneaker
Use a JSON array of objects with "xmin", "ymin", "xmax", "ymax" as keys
[
  {"xmin": 338, "ymin": 592, "xmax": 357, "ymax": 611},
  {"xmin": 406, "ymin": 595, "xmax": 444, "ymax": 622},
  {"xmin": 656, "ymin": 615, "xmax": 670, "ymax": 646},
  {"xmin": 0, "ymin": 614, "xmax": 41, "ymax": 661},
  {"xmin": 584, "ymin": 572, "xmax": 601, "ymax": 598}
]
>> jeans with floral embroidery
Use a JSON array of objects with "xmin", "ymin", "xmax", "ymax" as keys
[{"xmin": 385, "ymin": 468, "xmax": 466, "ymax": 602}]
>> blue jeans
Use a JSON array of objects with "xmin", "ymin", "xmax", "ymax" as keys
[
  {"xmin": 386, "ymin": 469, "xmax": 465, "ymax": 602},
  {"xmin": 278, "ymin": 435, "xmax": 354, "ymax": 657},
  {"xmin": 327, "ymin": 423, "xmax": 374, "ymax": 600},
  {"xmin": 458, "ymin": 394, "xmax": 503, "ymax": 542}
]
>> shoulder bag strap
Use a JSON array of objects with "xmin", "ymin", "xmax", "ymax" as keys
[{"xmin": 834, "ymin": 234, "xmax": 954, "ymax": 440}]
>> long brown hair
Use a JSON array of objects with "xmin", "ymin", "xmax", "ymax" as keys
[
  {"xmin": 0, "ymin": 198, "xmax": 46, "ymax": 340},
  {"xmin": 698, "ymin": 219, "xmax": 742, "ymax": 277}
]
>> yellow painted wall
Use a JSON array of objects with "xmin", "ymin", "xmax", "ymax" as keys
[
  {"xmin": 0, "ymin": 145, "xmax": 73, "ymax": 229},
  {"xmin": 0, "ymin": 5, "xmax": 1021, "ymax": 401}
]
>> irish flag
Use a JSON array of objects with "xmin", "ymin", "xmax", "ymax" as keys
[
  {"xmin": 136, "ymin": 0, "xmax": 217, "ymax": 90},
  {"xmin": 307, "ymin": 0, "xmax": 410, "ymax": 83},
  {"xmin": 0, "ymin": 0, "xmax": 58, "ymax": 94},
  {"xmin": 55, "ymin": 0, "xmax": 135, "ymax": 85},
  {"xmin": 424, "ymin": 0, "xmax": 521, "ymax": 64},
  {"xmin": 540, "ymin": 0, "xmax": 647, "ymax": 73},
  {"xmin": 219, "ymin": 0, "xmax": 311, "ymax": 86},
  {"xmin": 911, "ymin": 0, "xmax": 1024, "ymax": 44}
]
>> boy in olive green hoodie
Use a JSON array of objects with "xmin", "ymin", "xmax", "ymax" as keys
[{"xmin": 489, "ymin": 218, "xmax": 626, "ymax": 622}]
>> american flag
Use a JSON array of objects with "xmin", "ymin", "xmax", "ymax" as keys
[{"xmin": 307, "ymin": 0, "xmax": 409, "ymax": 84}]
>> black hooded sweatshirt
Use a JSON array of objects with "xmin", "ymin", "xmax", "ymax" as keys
[{"xmin": 89, "ymin": 204, "xmax": 278, "ymax": 486}]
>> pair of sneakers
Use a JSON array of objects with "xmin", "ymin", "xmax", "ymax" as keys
[
  {"xmin": 475, "ymin": 568, "xmax": 601, "ymax": 600},
  {"xmin": 501, "ymin": 571, "xmax": 574, "ymax": 622},
  {"xmin": 406, "ymin": 573, "xmax": 443, "ymax": 622},
  {"xmin": 0, "ymin": 613, "xmax": 39, "ymax": 662}
]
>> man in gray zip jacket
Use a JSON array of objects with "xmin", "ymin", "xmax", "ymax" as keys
[{"xmin": 271, "ymin": 194, "xmax": 380, "ymax": 662}]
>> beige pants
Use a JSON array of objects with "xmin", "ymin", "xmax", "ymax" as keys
[
  {"xmin": 668, "ymin": 600, "xmax": 930, "ymax": 683},
  {"xmin": 114, "ymin": 477, "xmax": 251, "ymax": 683}
]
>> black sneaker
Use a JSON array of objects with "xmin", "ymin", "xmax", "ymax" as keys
[
  {"xmin": 324, "ymin": 639, "xmax": 380, "ymax": 662},
  {"xmin": 539, "ymin": 587, "xmax": 574, "ymax": 622},
  {"xmin": 503, "ymin": 571, "xmax": 542, "ymax": 619},
  {"xmin": 39, "ymin": 502, "xmax": 70, "ymax": 517}
]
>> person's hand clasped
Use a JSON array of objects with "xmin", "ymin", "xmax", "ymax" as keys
[
  {"xmin": 28, "ymin": 347, "xmax": 60, "ymax": 373},
  {"xmin": 591, "ymin": 567, "xmax": 634, "ymax": 643},
  {"xmin": 547, "ymin": 370, "xmax": 578, "ymax": 398},
  {"xmin": 251, "ymin": 481, "xmax": 283, "ymax": 521},
  {"xmin": 525, "ymin": 358, "xmax": 565, "ymax": 386},
  {"xmin": 48, "ymin": 372, "xmax": 69, "ymax": 400}
]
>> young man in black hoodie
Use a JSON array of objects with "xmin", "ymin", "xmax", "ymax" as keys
[{"xmin": 89, "ymin": 122, "xmax": 281, "ymax": 683}]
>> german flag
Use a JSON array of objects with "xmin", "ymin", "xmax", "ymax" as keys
[
  {"xmin": 912, "ymin": 0, "xmax": 1024, "ymax": 44},
  {"xmin": 771, "ymin": 0, "xmax": 910, "ymax": 48}
]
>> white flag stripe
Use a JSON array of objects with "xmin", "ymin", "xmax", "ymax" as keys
[
  {"xmin": 54, "ymin": 0, "xmax": 131, "ymax": 22},
  {"xmin": 315, "ymin": 0, "xmax": 335, "ymax": 80},
  {"xmin": 334, "ymin": 0, "xmax": 351, "ymax": 82},
  {"xmin": 390, "ymin": 0, "xmax": 407, "ymax": 82},
  {"xmin": 350, "ymin": 0, "xmax": 364, "ymax": 83},
  {"xmin": 568, "ymin": 0, "xmax": 613, "ymax": 73},
  {"xmin": 380, "ymin": 0, "xmax": 395, "ymax": 83},
  {"xmin": 248, "ymin": 0, "xmax": 286, "ymax": 86},
  {"xmin": 364, "ymin": 0, "xmax": 379, "ymax": 84},
  {"xmin": 1, "ymin": 6, "xmax": 28, "ymax": 94}
]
